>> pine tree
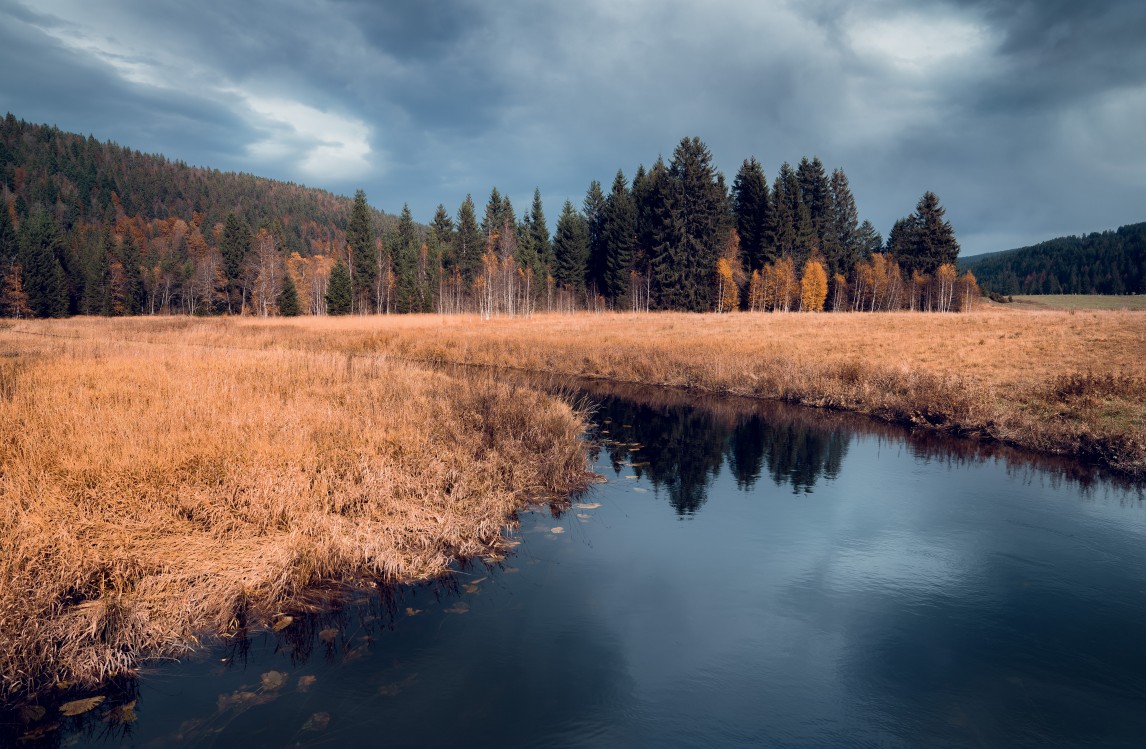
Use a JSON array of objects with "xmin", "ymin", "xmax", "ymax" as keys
[
  {"xmin": 583, "ymin": 180, "xmax": 607, "ymax": 293},
  {"xmin": 856, "ymin": 220, "xmax": 883, "ymax": 259},
  {"xmin": 394, "ymin": 203, "xmax": 419, "ymax": 312},
  {"xmin": 347, "ymin": 189, "xmax": 376, "ymax": 313},
  {"xmin": 278, "ymin": 271, "xmax": 301, "ymax": 316},
  {"xmin": 325, "ymin": 260, "xmax": 352, "ymax": 315},
  {"xmin": 827, "ymin": 168, "xmax": 859, "ymax": 278},
  {"xmin": 652, "ymin": 137, "xmax": 730, "ymax": 311},
  {"xmin": 17, "ymin": 210, "xmax": 68, "ymax": 318},
  {"xmin": 528, "ymin": 188, "xmax": 552, "ymax": 271},
  {"xmin": 912, "ymin": 191, "xmax": 960, "ymax": 273},
  {"xmin": 732, "ymin": 157, "xmax": 770, "ymax": 271},
  {"xmin": 456, "ymin": 195, "xmax": 483, "ymax": 284},
  {"xmin": 553, "ymin": 200, "xmax": 589, "ymax": 293},
  {"xmin": 220, "ymin": 212, "xmax": 251, "ymax": 313},
  {"xmin": 601, "ymin": 170, "xmax": 636, "ymax": 303},
  {"xmin": 118, "ymin": 231, "xmax": 144, "ymax": 314},
  {"xmin": 771, "ymin": 163, "xmax": 799, "ymax": 258},
  {"xmin": 886, "ymin": 216, "xmax": 920, "ymax": 265},
  {"xmin": 797, "ymin": 156, "xmax": 831, "ymax": 247}
]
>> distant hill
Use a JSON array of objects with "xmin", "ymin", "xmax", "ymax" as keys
[
  {"xmin": 0, "ymin": 114, "xmax": 404, "ymax": 316},
  {"xmin": 0, "ymin": 114, "xmax": 395, "ymax": 257},
  {"xmin": 960, "ymin": 222, "xmax": 1146, "ymax": 295}
]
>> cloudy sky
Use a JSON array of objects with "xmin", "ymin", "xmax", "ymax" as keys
[{"xmin": 1, "ymin": 0, "xmax": 1143, "ymax": 255}]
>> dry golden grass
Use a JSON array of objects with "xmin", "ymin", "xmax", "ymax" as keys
[
  {"xmin": 0, "ymin": 321, "xmax": 591, "ymax": 699},
  {"xmin": 166, "ymin": 308, "xmax": 1143, "ymax": 476},
  {"xmin": 2, "ymin": 308, "xmax": 1142, "ymax": 698}
]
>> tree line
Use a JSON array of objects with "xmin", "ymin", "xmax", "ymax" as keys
[
  {"xmin": 960, "ymin": 222, "xmax": 1145, "ymax": 296},
  {"xmin": 1, "ymin": 115, "xmax": 976, "ymax": 318}
]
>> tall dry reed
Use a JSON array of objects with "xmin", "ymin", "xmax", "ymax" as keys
[{"xmin": 0, "ymin": 329, "xmax": 591, "ymax": 699}]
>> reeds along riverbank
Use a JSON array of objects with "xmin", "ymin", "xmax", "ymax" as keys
[
  {"xmin": 0, "ymin": 328, "xmax": 593, "ymax": 700},
  {"xmin": 215, "ymin": 309, "xmax": 1142, "ymax": 479}
]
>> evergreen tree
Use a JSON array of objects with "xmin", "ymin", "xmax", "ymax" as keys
[
  {"xmin": 583, "ymin": 180, "xmax": 607, "ymax": 293},
  {"xmin": 118, "ymin": 231, "xmax": 144, "ymax": 314},
  {"xmin": 82, "ymin": 230, "xmax": 112, "ymax": 315},
  {"xmin": 553, "ymin": 200, "xmax": 589, "ymax": 293},
  {"xmin": 0, "ymin": 207, "xmax": 16, "ymax": 267},
  {"xmin": 528, "ymin": 188, "xmax": 552, "ymax": 270},
  {"xmin": 771, "ymin": 163, "xmax": 799, "ymax": 258},
  {"xmin": 601, "ymin": 170, "xmax": 637, "ymax": 302},
  {"xmin": 885, "ymin": 216, "xmax": 918, "ymax": 261},
  {"xmin": 827, "ymin": 168, "xmax": 859, "ymax": 277},
  {"xmin": 17, "ymin": 210, "xmax": 68, "ymax": 318},
  {"xmin": 652, "ymin": 137, "xmax": 729, "ymax": 311},
  {"xmin": 455, "ymin": 195, "xmax": 482, "ymax": 284},
  {"xmin": 732, "ymin": 157, "xmax": 770, "ymax": 271},
  {"xmin": 430, "ymin": 203, "xmax": 455, "ymax": 273},
  {"xmin": 219, "ymin": 212, "xmax": 251, "ymax": 313},
  {"xmin": 481, "ymin": 187, "xmax": 503, "ymax": 244},
  {"xmin": 278, "ymin": 271, "xmax": 301, "ymax": 316},
  {"xmin": 347, "ymin": 189, "xmax": 376, "ymax": 313},
  {"xmin": 797, "ymin": 156, "xmax": 831, "ymax": 246},
  {"xmin": 855, "ymin": 220, "xmax": 883, "ymax": 259},
  {"xmin": 911, "ymin": 191, "xmax": 960, "ymax": 273},
  {"xmin": 325, "ymin": 260, "xmax": 352, "ymax": 315},
  {"xmin": 394, "ymin": 203, "xmax": 419, "ymax": 311}
]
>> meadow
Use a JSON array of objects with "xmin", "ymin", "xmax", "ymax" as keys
[
  {"xmin": 1, "ymin": 307, "xmax": 1144, "ymax": 699},
  {"xmin": 1009, "ymin": 294, "xmax": 1146, "ymax": 311}
]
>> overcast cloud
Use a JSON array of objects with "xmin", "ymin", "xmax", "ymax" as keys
[{"xmin": 1, "ymin": 0, "xmax": 1143, "ymax": 254}]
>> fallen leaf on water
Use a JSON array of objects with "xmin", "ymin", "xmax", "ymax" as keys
[
  {"xmin": 634, "ymin": 488, "xmax": 648, "ymax": 494},
  {"xmin": 574, "ymin": 503, "xmax": 601, "ymax": 509},
  {"xmin": 297, "ymin": 675, "xmax": 317, "ymax": 692},
  {"xmin": 405, "ymin": 607, "xmax": 423, "ymax": 616},
  {"xmin": 271, "ymin": 616, "xmax": 293, "ymax": 632},
  {"xmin": 625, "ymin": 475, "xmax": 638, "ymax": 479},
  {"xmin": 318, "ymin": 627, "xmax": 339, "ymax": 643},
  {"xmin": 108, "ymin": 701, "xmax": 137, "ymax": 724},
  {"xmin": 260, "ymin": 671, "xmax": 287, "ymax": 691},
  {"xmin": 470, "ymin": 577, "xmax": 487, "ymax": 584},
  {"xmin": 550, "ymin": 526, "xmax": 565, "ymax": 534},
  {"xmin": 502, "ymin": 540, "xmax": 521, "ymax": 548},
  {"xmin": 576, "ymin": 513, "xmax": 591, "ymax": 519},
  {"xmin": 18, "ymin": 724, "xmax": 59, "ymax": 741},
  {"xmin": 503, "ymin": 567, "xmax": 520, "ymax": 573},
  {"xmin": 464, "ymin": 584, "xmax": 481, "ymax": 594},
  {"xmin": 302, "ymin": 712, "xmax": 331, "ymax": 731},
  {"xmin": 217, "ymin": 691, "xmax": 258, "ymax": 711},
  {"xmin": 19, "ymin": 705, "xmax": 46, "ymax": 723},
  {"xmin": 59, "ymin": 696, "xmax": 105, "ymax": 717},
  {"xmin": 445, "ymin": 602, "xmax": 470, "ymax": 614},
  {"xmin": 342, "ymin": 645, "xmax": 369, "ymax": 663}
]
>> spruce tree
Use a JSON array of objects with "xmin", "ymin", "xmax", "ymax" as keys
[
  {"xmin": 278, "ymin": 271, "xmax": 301, "ymax": 316},
  {"xmin": 583, "ymin": 180, "xmax": 607, "ymax": 293},
  {"xmin": 553, "ymin": 200, "xmax": 589, "ymax": 293},
  {"xmin": 528, "ymin": 188, "xmax": 552, "ymax": 271},
  {"xmin": 652, "ymin": 137, "xmax": 729, "ymax": 311},
  {"xmin": 772, "ymin": 163, "xmax": 799, "ymax": 258},
  {"xmin": 912, "ymin": 191, "xmax": 959, "ymax": 273},
  {"xmin": 219, "ymin": 213, "xmax": 252, "ymax": 314},
  {"xmin": 827, "ymin": 168, "xmax": 859, "ymax": 278},
  {"xmin": 17, "ymin": 210, "xmax": 68, "ymax": 318},
  {"xmin": 601, "ymin": 170, "xmax": 637, "ymax": 302},
  {"xmin": 394, "ymin": 203, "xmax": 418, "ymax": 312},
  {"xmin": 455, "ymin": 195, "xmax": 482, "ymax": 283},
  {"xmin": 797, "ymin": 156, "xmax": 831, "ymax": 247},
  {"xmin": 885, "ymin": 216, "xmax": 918, "ymax": 261},
  {"xmin": 855, "ymin": 220, "xmax": 883, "ymax": 259},
  {"xmin": 482, "ymin": 187, "xmax": 503, "ymax": 244},
  {"xmin": 347, "ymin": 189, "xmax": 376, "ymax": 313},
  {"xmin": 118, "ymin": 231, "xmax": 145, "ymax": 314},
  {"xmin": 325, "ymin": 260, "xmax": 352, "ymax": 315},
  {"xmin": 732, "ymin": 157, "xmax": 770, "ymax": 271},
  {"xmin": 430, "ymin": 203, "xmax": 455, "ymax": 272}
]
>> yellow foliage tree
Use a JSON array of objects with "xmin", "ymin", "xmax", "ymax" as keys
[
  {"xmin": 715, "ymin": 257, "xmax": 738, "ymax": 313},
  {"xmin": 800, "ymin": 259, "xmax": 828, "ymax": 312}
]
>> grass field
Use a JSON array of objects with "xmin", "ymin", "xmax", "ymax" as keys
[
  {"xmin": 1009, "ymin": 294, "xmax": 1146, "ymax": 310},
  {"xmin": 1, "ymin": 307, "xmax": 1144, "ymax": 699},
  {"xmin": 0, "ymin": 322, "xmax": 591, "ymax": 699}
]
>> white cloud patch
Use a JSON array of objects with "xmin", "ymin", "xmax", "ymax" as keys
[
  {"xmin": 240, "ymin": 94, "xmax": 374, "ymax": 180},
  {"xmin": 848, "ymin": 12, "xmax": 994, "ymax": 75}
]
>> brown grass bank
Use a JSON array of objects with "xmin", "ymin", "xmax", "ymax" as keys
[
  {"xmin": 0, "ymin": 324, "xmax": 592, "ymax": 700},
  {"xmin": 197, "ymin": 309, "xmax": 1143, "ymax": 478}
]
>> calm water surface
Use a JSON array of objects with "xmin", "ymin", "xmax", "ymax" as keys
[{"xmin": 16, "ymin": 387, "xmax": 1146, "ymax": 747}]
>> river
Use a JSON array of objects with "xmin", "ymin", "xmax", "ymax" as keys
[{"xmin": 10, "ymin": 384, "xmax": 1146, "ymax": 747}]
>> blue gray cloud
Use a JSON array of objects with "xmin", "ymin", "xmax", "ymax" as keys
[{"xmin": 1, "ymin": 0, "xmax": 1143, "ymax": 255}]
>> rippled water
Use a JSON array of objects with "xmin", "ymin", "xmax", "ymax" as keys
[{"xmin": 10, "ymin": 385, "xmax": 1146, "ymax": 747}]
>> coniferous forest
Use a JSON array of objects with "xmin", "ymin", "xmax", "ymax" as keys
[
  {"xmin": 2, "ymin": 114, "xmax": 977, "ymax": 318},
  {"xmin": 960, "ymin": 223, "xmax": 1146, "ymax": 296}
]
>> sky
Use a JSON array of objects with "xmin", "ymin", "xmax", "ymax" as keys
[{"xmin": 1, "ymin": 0, "xmax": 1144, "ymax": 256}]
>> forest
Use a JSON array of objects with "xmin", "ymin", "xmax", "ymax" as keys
[
  {"xmin": 0, "ymin": 114, "xmax": 974, "ymax": 318},
  {"xmin": 960, "ymin": 222, "xmax": 1146, "ymax": 296}
]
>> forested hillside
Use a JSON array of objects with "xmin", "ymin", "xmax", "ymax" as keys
[
  {"xmin": 2, "ymin": 115, "xmax": 975, "ymax": 318},
  {"xmin": 961, "ymin": 223, "xmax": 1146, "ymax": 295}
]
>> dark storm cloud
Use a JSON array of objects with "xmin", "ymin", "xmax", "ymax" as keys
[{"xmin": 1, "ymin": 0, "xmax": 1143, "ymax": 254}]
